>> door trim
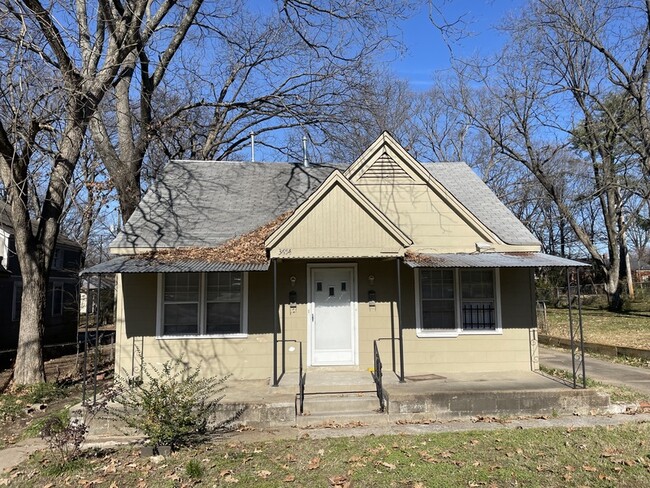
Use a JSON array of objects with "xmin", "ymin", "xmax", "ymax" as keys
[{"xmin": 306, "ymin": 263, "xmax": 358, "ymax": 367}]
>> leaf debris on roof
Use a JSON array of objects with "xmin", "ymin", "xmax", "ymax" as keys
[{"xmin": 141, "ymin": 212, "xmax": 292, "ymax": 264}]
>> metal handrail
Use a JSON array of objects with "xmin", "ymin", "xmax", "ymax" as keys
[
  {"xmin": 285, "ymin": 339, "xmax": 306, "ymax": 414},
  {"xmin": 372, "ymin": 340, "xmax": 385, "ymax": 412}
]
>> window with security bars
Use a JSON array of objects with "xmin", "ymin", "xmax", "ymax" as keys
[
  {"xmin": 418, "ymin": 268, "xmax": 499, "ymax": 335},
  {"xmin": 460, "ymin": 269, "xmax": 496, "ymax": 330}
]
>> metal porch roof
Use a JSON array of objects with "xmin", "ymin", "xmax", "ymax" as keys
[
  {"xmin": 405, "ymin": 252, "xmax": 589, "ymax": 268},
  {"xmin": 81, "ymin": 255, "xmax": 269, "ymax": 275}
]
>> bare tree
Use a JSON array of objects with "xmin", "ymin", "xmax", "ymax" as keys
[
  {"xmin": 89, "ymin": 0, "xmax": 418, "ymax": 222},
  {"xmin": 0, "ymin": 0, "xmax": 201, "ymax": 384},
  {"xmin": 444, "ymin": 0, "xmax": 650, "ymax": 309}
]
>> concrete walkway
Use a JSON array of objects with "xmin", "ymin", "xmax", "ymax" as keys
[
  {"xmin": 0, "ymin": 438, "xmax": 45, "ymax": 473},
  {"xmin": 539, "ymin": 345, "xmax": 650, "ymax": 395}
]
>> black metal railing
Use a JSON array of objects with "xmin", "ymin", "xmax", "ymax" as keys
[
  {"xmin": 462, "ymin": 303, "xmax": 495, "ymax": 330},
  {"xmin": 285, "ymin": 339, "xmax": 306, "ymax": 414},
  {"xmin": 372, "ymin": 340, "xmax": 384, "ymax": 412}
]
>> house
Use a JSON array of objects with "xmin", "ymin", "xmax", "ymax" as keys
[
  {"xmin": 0, "ymin": 201, "xmax": 82, "ymax": 359},
  {"xmin": 85, "ymin": 133, "xmax": 585, "ymax": 384}
]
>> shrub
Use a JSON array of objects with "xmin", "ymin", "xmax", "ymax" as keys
[
  {"xmin": 39, "ymin": 411, "xmax": 87, "ymax": 465},
  {"xmin": 111, "ymin": 358, "xmax": 229, "ymax": 449}
]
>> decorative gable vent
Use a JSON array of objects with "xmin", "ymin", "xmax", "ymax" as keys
[{"xmin": 359, "ymin": 151, "xmax": 414, "ymax": 181}]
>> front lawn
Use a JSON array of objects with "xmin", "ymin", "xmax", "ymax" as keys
[
  {"xmin": 540, "ymin": 297, "xmax": 650, "ymax": 350},
  {"xmin": 6, "ymin": 423, "xmax": 650, "ymax": 487}
]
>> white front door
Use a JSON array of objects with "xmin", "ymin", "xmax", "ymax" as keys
[{"xmin": 309, "ymin": 266, "xmax": 357, "ymax": 366}]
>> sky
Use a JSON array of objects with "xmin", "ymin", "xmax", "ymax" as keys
[{"xmin": 391, "ymin": 0, "xmax": 524, "ymax": 90}]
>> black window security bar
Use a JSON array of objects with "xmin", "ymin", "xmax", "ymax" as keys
[{"xmin": 462, "ymin": 303, "xmax": 495, "ymax": 330}]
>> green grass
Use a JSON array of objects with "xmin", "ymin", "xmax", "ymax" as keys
[
  {"xmin": 7, "ymin": 424, "xmax": 650, "ymax": 487},
  {"xmin": 540, "ymin": 296, "xmax": 650, "ymax": 351}
]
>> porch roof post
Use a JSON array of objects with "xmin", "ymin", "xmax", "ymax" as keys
[
  {"xmin": 397, "ymin": 258, "xmax": 405, "ymax": 383},
  {"xmin": 576, "ymin": 266, "xmax": 586, "ymax": 388},
  {"xmin": 272, "ymin": 259, "xmax": 279, "ymax": 387}
]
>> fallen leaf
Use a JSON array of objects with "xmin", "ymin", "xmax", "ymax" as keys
[
  {"xmin": 328, "ymin": 475, "xmax": 351, "ymax": 487},
  {"xmin": 377, "ymin": 461, "xmax": 396, "ymax": 470},
  {"xmin": 224, "ymin": 473, "xmax": 239, "ymax": 483},
  {"xmin": 257, "ymin": 470, "xmax": 272, "ymax": 479},
  {"xmin": 583, "ymin": 465, "xmax": 597, "ymax": 472},
  {"xmin": 308, "ymin": 457, "xmax": 321, "ymax": 470},
  {"xmin": 283, "ymin": 474, "xmax": 296, "ymax": 482}
]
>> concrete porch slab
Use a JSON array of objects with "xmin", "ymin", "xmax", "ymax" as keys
[
  {"xmin": 381, "ymin": 370, "xmax": 610, "ymax": 420},
  {"xmin": 77, "ymin": 370, "xmax": 612, "ymax": 437}
]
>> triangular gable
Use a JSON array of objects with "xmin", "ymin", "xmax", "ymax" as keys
[
  {"xmin": 344, "ymin": 132, "xmax": 504, "ymax": 246},
  {"xmin": 266, "ymin": 171, "xmax": 412, "ymax": 258}
]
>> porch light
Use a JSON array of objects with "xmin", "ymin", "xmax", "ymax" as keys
[
  {"xmin": 290, "ymin": 275, "xmax": 296, "ymax": 287},
  {"xmin": 368, "ymin": 274, "xmax": 375, "ymax": 285}
]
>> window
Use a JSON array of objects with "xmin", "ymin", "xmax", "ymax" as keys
[
  {"xmin": 158, "ymin": 272, "xmax": 247, "ymax": 337},
  {"xmin": 163, "ymin": 273, "xmax": 200, "ymax": 335},
  {"xmin": 52, "ymin": 282, "xmax": 64, "ymax": 316},
  {"xmin": 417, "ymin": 268, "xmax": 500, "ymax": 336},
  {"xmin": 206, "ymin": 273, "xmax": 242, "ymax": 334},
  {"xmin": 52, "ymin": 249, "xmax": 64, "ymax": 270},
  {"xmin": 419, "ymin": 269, "xmax": 455, "ymax": 330},
  {"xmin": 461, "ymin": 269, "xmax": 495, "ymax": 330}
]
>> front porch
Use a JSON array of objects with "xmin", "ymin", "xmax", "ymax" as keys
[{"xmin": 199, "ymin": 369, "xmax": 610, "ymax": 429}]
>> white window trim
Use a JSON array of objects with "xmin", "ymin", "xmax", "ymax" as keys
[
  {"xmin": 156, "ymin": 272, "xmax": 248, "ymax": 339},
  {"xmin": 415, "ymin": 268, "xmax": 502, "ymax": 338},
  {"xmin": 51, "ymin": 281, "xmax": 64, "ymax": 317}
]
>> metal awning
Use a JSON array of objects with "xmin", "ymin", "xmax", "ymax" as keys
[
  {"xmin": 404, "ymin": 252, "xmax": 589, "ymax": 268},
  {"xmin": 81, "ymin": 255, "xmax": 270, "ymax": 275}
]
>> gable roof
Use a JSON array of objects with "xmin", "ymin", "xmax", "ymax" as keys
[
  {"xmin": 345, "ymin": 132, "xmax": 539, "ymax": 248},
  {"xmin": 266, "ymin": 170, "xmax": 412, "ymax": 256},
  {"xmin": 111, "ymin": 161, "xmax": 346, "ymax": 252},
  {"xmin": 422, "ymin": 163, "xmax": 540, "ymax": 246}
]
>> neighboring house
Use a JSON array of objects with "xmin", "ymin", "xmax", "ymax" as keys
[
  {"xmin": 85, "ymin": 133, "xmax": 584, "ymax": 382},
  {"xmin": 0, "ymin": 201, "xmax": 82, "ymax": 355}
]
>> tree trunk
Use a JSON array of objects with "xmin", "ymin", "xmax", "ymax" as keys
[{"xmin": 13, "ymin": 265, "xmax": 46, "ymax": 384}]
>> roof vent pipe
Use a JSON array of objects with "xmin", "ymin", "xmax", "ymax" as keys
[
  {"xmin": 302, "ymin": 134, "xmax": 309, "ymax": 168},
  {"xmin": 250, "ymin": 131, "xmax": 255, "ymax": 162}
]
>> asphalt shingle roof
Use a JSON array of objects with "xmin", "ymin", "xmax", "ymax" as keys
[
  {"xmin": 422, "ymin": 163, "xmax": 540, "ymax": 246},
  {"xmin": 111, "ymin": 159, "xmax": 540, "ymax": 252},
  {"xmin": 111, "ymin": 161, "xmax": 346, "ymax": 250}
]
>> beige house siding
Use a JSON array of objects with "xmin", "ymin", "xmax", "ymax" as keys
[
  {"xmin": 269, "ymin": 184, "xmax": 406, "ymax": 259},
  {"xmin": 356, "ymin": 182, "xmax": 492, "ymax": 253},
  {"xmin": 115, "ymin": 262, "xmax": 538, "ymax": 381}
]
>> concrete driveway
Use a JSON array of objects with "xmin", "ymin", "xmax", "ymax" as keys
[{"xmin": 539, "ymin": 346, "xmax": 650, "ymax": 396}]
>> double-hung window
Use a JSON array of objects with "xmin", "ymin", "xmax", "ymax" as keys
[
  {"xmin": 159, "ymin": 272, "xmax": 246, "ymax": 337},
  {"xmin": 417, "ymin": 268, "xmax": 500, "ymax": 336}
]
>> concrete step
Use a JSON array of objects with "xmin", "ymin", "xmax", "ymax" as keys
[
  {"xmin": 300, "ymin": 391, "xmax": 381, "ymax": 416},
  {"xmin": 296, "ymin": 411, "xmax": 389, "ymax": 428}
]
